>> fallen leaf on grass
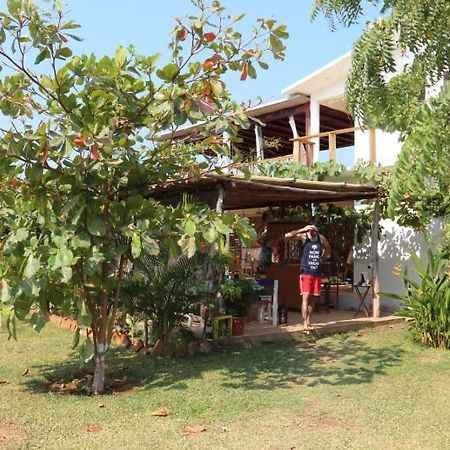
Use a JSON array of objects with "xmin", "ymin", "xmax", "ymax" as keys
[
  {"xmin": 21, "ymin": 369, "xmax": 29, "ymax": 376},
  {"xmin": 150, "ymin": 407, "xmax": 170, "ymax": 417},
  {"xmin": 87, "ymin": 425, "xmax": 102, "ymax": 433},
  {"xmin": 184, "ymin": 424, "xmax": 206, "ymax": 437}
]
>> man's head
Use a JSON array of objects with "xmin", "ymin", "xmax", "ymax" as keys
[{"xmin": 307, "ymin": 224, "xmax": 318, "ymax": 239}]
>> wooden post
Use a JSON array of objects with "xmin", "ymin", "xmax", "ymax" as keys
[
  {"xmin": 272, "ymin": 279, "xmax": 279, "ymax": 327},
  {"xmin": 254, "ymin": 124, "xmax": 264, "ymax": 160},
  {"xmin": 371, "ymin": 199, "xmax": 381, "ymax": 317},
  {"xmin": 288, "ymin": 116, "xmax": 301, "ymax": 164},
  {"xmin": 329, "ymin": 133, "xmax": 337, "ymax": 162},
  {"xmin": 369, "ymin": 129, "xmax": 376, "ymax": 163}
]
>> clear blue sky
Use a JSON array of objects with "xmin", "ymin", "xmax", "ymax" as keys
[{"xmin": 59, "ymin": 0, "xmax": 379, "ymax": 104}]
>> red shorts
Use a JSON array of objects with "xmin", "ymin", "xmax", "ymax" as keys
[{"xmin": 299, "ymin": 274, "xmax": 321, "ymax": 296}]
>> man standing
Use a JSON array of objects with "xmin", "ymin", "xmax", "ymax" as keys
[{"xmin": 285, "ymin": 224, "xmax": 331, "ymax": 330}]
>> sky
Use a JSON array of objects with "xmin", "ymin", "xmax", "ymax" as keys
[{"xmin": 55, "ymin": 0, "xmax": 380, "ymax": 104}]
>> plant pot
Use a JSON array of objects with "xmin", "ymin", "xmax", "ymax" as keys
[{"xmin": 232, "ymin": 317, "xmax": 247, "ymax": 336}]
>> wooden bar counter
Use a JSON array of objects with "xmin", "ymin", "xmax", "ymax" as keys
[{"xmin": 266, "ymin": 264, "xmax": 301, "ymax": 310}]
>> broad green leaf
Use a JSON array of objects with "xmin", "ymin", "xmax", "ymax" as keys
[
  {"xmin": 24, "ymin": 255, "xmax": 40, "ymax": 278},
  {"xmin": 184, "ymin": 220, "xmax": 196, "ymax": 236},
  {"xmin": 204, "ymin": 226, "xmax": 217, "ymax": 243},
  {"xmin": 131, "ymin": 233, "xmax": 142, "ymax": 259},
  {"xmin": 156, "ymin": 63, "xmax": 179, "ymax": 82},
  {"xmin": 115, "ymin": 46, "xmax": 127, "ymax": 67},
  {"xmin": 87, "ymin": 215, "xmax": 106, "ymax": 236}
]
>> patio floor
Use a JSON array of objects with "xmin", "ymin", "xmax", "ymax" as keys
[{"xmin": 191, "ymin": 308, "xmax": 405, "ymax": 348}]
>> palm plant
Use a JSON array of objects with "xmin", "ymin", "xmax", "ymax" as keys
[
  {"xmin": 387, "ymin": 250, "xmax": 450, "ymax": 349},
  {"xmin": 122, "ymin": 245, "xmax": 208, "ymax": 351}
]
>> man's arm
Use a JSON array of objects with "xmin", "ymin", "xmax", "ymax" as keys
[{"xmin": 284, "ymin": 225, "xmax": 313, "ymax": 241}]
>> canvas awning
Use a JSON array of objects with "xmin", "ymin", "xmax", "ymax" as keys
[{"xmin": 150, "ymin": 173, "xmax": 378, "ymax": 210}]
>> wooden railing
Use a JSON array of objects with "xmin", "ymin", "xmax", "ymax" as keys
[{"xmin": 290, "ymin": 126, "xmax": 376, "ymax": 165}]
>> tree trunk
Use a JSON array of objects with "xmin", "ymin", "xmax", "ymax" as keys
[
  {"xmin": 92, "ymin": 340, "xmax": 108, "ymax": 394},
  {"xmin": 143, "ymin": 319, "xmax": 149, "ymax": 347}
]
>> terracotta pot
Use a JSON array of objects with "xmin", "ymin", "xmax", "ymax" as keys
[{"xmin": 232, "ymin": 317, "xmax": 247, "ymax": 336}]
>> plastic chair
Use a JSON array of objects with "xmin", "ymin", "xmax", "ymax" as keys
[{"xmin": 256, "ymin": 279, "xmax": 279, "ymax": 326}]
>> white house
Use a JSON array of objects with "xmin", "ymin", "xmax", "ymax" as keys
[{"xmin": 160, "ymin": 50, "xmax": 442, "ymax": 315}]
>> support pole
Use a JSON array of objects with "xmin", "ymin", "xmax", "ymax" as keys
[
  {"xmin": 369, "ymin": 129, "xmax": 376, "ymax": 163},
  {"xmin": 272, "ymin": 279, "xmax": 279, "ymax": 327},
  {"xmin": 371, "ymin": 199, "xmax": 381, "ymax": 317},
  {"xmin": 288, "ymin": 116, "xmax": 301, "ymax": 164},
  {"xmin": 255, "ymin": 124, "xmax": 264, "ymax": 160},
  {"xmin": 329, "ymin": 133, "xmax": 337, "ymax": 162}
]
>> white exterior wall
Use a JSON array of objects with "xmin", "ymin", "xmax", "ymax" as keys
[
  {"xmin": 354, "ymin": 128, "xmax": 402, "ymax": 165},
  {"xmin": 342, "ymin": 219, "xmax": 443, "ymax": 313}
]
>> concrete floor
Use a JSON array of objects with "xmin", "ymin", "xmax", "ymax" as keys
[{"xmin": 190, "ymin": 307, "xmax": 405, "ymax": 346}]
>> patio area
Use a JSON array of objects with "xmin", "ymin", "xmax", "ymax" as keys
[{"xmin": 190, "ymin": 307, "xmax": 404, "ymax": 348}]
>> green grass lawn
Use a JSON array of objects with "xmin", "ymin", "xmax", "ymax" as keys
[{"xmin": 1, "ymin": 321, "xmax": 450, "ymax": 449}]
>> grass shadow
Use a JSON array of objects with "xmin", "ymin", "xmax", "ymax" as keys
[{"xmin": 23, "ymin": 330, "xmax": 406, "ymax": 395}]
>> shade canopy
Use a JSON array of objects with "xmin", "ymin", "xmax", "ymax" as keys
[{"xmin": 151, "ymin": 173, "xmax": 378, "ymax": 210}]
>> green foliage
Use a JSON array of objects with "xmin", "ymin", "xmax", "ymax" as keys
[
  {"xmin": 258, "ymin": 159, "xmax": 346, "ymax": 181},
  {"xmin": 220, "ymin": 277, "xmax": 259, "ymax": 317},
  {"xmin": 387, "ymin": 84, "xmax": 450, "ymax": 232},
  {"xmin": 312, "ymin": 0, "xmax": 450, "ymax": 237},
  {"xmin": 122, "ymin": 245, "xmax": 209, "ymax": 343},
  {"xmin": 353, "ymin": 160, "xmax": 391, "ymax": 218},
  {"xmin": 388, "ymin": 250, "xmax": 450, "ymax": 349}
]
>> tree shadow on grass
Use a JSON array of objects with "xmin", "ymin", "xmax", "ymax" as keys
[{"xmin": 24, "ymin": 332, "xmax": 406, "ymax": 395}]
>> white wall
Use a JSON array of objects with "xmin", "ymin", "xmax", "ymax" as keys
[
  {"xmin": 354, "ymin": 128, "xmax": 402, "ymax": 166},
  {"xmin": 350, "ymin": 218, "xmax": 443, "ymax": 313}
]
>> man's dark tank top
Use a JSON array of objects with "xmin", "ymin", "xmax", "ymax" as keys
[{"xmin": 300, "ymin": 237, "xmax": 322, "ymax": 276}]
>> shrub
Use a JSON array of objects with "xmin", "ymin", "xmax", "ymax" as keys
[
  {"xmin": 390, "ymin": 250, "xmax": 450, "ymax": 349},
  {"xmin": 122, "ymin": 246, "xmax": 209, "ymax": 350},
  {"xmin": 220, "ymin": 277, "xmax": 259, "ymax": 317}
]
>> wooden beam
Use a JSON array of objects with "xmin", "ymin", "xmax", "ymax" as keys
[
  {"xmin": 329, "ymin": 133, "xmax": 337, "ymax": 161},
  {"xmin": 254, "ymin": 103, "xmax": 310, "ymax": 123}
]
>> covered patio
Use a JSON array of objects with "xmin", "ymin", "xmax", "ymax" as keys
[{"xmin": 151, "ymin": 173, "xmax": 390, "ymax": 340}]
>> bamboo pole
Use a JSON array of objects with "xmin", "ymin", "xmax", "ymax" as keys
[{"xmin": 206, "ymin": 173, "xmax": 378, "ymax": 193}]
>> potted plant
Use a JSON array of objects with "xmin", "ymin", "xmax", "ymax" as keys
[{"xmin": 220, "ymin": 277, "xmax": 258, "ymax": 336}]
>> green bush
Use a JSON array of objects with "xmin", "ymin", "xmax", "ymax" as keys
[
  {"xmin": 122, "ymin": 246, "xmax": 209, "ymax": 349},
  {"xmin": 389, "ymin": 250, "xmax": 450, "ymax": 349},
  {"xmin": 220, "ymin": 277, "xmax": 259, "ymax": 317}
]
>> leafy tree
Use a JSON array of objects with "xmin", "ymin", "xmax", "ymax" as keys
[
  {"xmin": 0, "ymin": 0, "xmax": 287, "ymax": 393},
  {"xmin": 312, "ymin": 0, "xmax": 450, "ymax": 244}
]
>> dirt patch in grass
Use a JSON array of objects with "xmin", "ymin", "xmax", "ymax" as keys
[
  {"xmin": 0, "ymin": 419, "xmax": 23, "ymax": 448},
  {"xmin": 288, "ymin": 411, "xmax": 360, "ymax": 432},
  {"xmin": 44, "ymin": 375, "xmax": 142, "ymax": 396},
  {"xmin": 287, "ymin": 401, "xmax": 360, "ymax": 433}
]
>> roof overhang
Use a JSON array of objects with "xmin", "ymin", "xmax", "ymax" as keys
[
  {"xmin": 150, "ymin": 173, "xmax": 378, "ymax": 211},
  {"xmin": 282, "ymin": 52, "xmax": 351, "ymax": 97},
  {"xmin": 156, "ymin": 95, "xmax": 309, "ymax": 141}
]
